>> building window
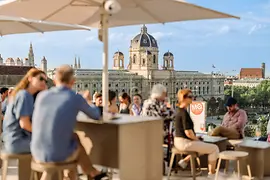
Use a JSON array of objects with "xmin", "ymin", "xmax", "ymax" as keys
[
  {"xmin": 133, "ymin": 55, "xmax": 136, "ymax": 64},
  {"xmin": 142, "ymin": 59, "xmax": 145, "ymax": 65},
  {"xmin": 109, "ymin": 84, "xmax": 111, "ymax": 87},
  {"xmin": 116, "ymin": 84, "xmax": 118, "ymax": 87},
  {"xmin": 207, "ymin": 87, "xmax": 209, "ymax": 94},
  {"xmin": 84, "ymin": 84, "xmax": 88, "ymax": 88},
  {"xmin": 219, "ymin": 86, "xmax": 221, "ymax": 94},
  {"xmin": 122, "ymin": 89, "xmax": 125, "ymax": 92},
  {"xmin": 93, "ymin": 84, "xmax": 96, "ymax": 88},
  {"xmin": 153, "ymin": 55, "xmax": 156, "ymax": 64}
]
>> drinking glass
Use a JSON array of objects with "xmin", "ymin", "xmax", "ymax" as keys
[
  {"xmin": 200, "ymin": 123, "xmax": 205, "ymax": 132},
  {"xmin": 255, "ymin": 126, "xmax": 261, "ymax": 141}
]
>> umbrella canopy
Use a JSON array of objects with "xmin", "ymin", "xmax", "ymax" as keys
[
  {"xmin": 0, "ymin": 15, "xmax": 90, "ymax": 36},
  {"xmin": 0, "ymin": 0, "xmax": 239, "ymax": 117},
  {"xmin": 0, "ymin": 0, "xmax": 239, "ymax": 28}
]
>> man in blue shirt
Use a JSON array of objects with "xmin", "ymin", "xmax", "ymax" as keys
[{"xmin": 31, "ymin": 65, "xmax": 107, "ymax": 180}]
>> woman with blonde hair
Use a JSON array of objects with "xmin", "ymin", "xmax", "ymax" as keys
[
  {"xmin": 2, "ymin": 68, "xmax": 47, "ymax": 154},
  {"xmin": 174, "ymin": 89, "xmax": 219, "ymax": 175}
]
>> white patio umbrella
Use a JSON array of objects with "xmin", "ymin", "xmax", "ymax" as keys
[
  {"xmin": 0, "ymin": 0, "xmax": 239, "ymax": 116},
  {"xmin": 0, "ymin": 15, "xmax": 90, "ymax": 36}
]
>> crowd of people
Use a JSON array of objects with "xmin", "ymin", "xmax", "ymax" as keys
[{"xmin": 0, "ymin": 64, "xmax": 269, "ymax": 179}]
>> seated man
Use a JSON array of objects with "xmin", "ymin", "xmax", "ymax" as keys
[
  {"xmin": 210, "ymin": 97, "xmax": 247, "ymax": 139},
  {"xmin": 93, "ymin": 92, "xmax": 103, "ymax": 115},
  {"xmin": 31, "ymin": 65, "xmax": 107, "ymax": 180}
]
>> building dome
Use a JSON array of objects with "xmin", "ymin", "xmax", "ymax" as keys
[
  {"xmin": 164, "ymin": 51, "xmax": 173, "ymax": 57},
  {"xmin": 130, "ymin": 25, "xmax": 158, "ymax": 49},
  {"xmin": 5, "ymin": 58, "xmax": 15, "ymax": 65},
  {"xmin": 16, "ymin": 57, "xmax": 23, "ymax": 66},
  {"xmin": 114, "ymin": 51, "xmax": 124, "ymax": 56},
  {"xmin": 16, "ymin": 57, "xmax": 21, "ymax": 63}
]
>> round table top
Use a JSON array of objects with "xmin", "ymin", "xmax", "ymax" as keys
[{"xmin": 219, "ymin": 150, "xmax": 249, "ymax": 160}]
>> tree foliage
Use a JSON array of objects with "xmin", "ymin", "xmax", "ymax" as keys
[{"xmin": 224, "ymin": 80, "xmax": 270, "ymax": 109}]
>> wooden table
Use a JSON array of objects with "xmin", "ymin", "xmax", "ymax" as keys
[
  {"xmin": 235, "ymin": 140, "xmax": 270, "ymax": 180},
  {"xmin": 76, "ymin": 113, "xmax": 163, "ymax": 180}
]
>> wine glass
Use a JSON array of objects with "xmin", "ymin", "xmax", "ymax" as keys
[
  {"xmin": 255, "ymin": 126, "xmax": 261, "ymax": 141},
  {"xmin": 208, "ymin": 125, "xmax": 213, "ymax": 135},
  {"xmin": 200, "ymin": 123, "xmax": 205, "ymax": 132}
]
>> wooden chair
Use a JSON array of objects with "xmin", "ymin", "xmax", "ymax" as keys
[
  {"xmin": 30, "ymin": 160, "xmax": 77, "ymax": 180},
  {"xmin": 167, "ymin": 147, "xmax": 202, "ymax": 180},
  {"xmin": 215, "ymin": 151, "xmax": 252, "ymax": 180},
  {"xmin": 0, "ymin": 153, "xmax": 32, "ymax": 180}
]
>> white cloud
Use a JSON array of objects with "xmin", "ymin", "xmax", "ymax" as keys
[
  {"xmin": 151, "ymin": 32, "xmax": 173, "ymax": 40},
  {"xmin": 217, "ymin": 25, "xmax": 230, "ymax": 35},
  {"xmin": 109, "ymin": 33, "xmax": 125, "ymax": 40},
  {"xmin": 248, "ymin": 24, "xmax": 263, "ymax": 35},
  {"xmin": 85, "ymin": 35, "xmax": 96, "ymax": 42}
]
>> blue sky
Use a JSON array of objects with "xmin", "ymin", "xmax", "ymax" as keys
[{"xmin": 0, "ymin": 0, "xmax": 270, "ymax": 75}]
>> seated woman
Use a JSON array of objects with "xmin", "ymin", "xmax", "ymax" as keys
[
  {"xmin": 2, "ymin": 68, "xmax": 47, "ymax": 154},
  {"xmin": 119, "ymin": 92, "xmax": 132, "ymax": 115},
  {"xmin": 174, "ymin": 89, "xmax": 219, "ymax": 175},
  {"xmin": 131, "ymin": 94, "xmax": 143, "ymax": 116},
  {"xmin": 108, "ymin": 90, "xmax": 118, "ymax": 114}
]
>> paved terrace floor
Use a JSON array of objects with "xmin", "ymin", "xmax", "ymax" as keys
[{"xmin": 1, "ymin": 160, "xmax": 270, "ymax": 180}]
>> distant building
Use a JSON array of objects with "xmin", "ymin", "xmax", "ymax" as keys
[
  {"xmin": 232, "ymin": 79, "xmax": 263, "ymax": 88},
  {"xmin": 48, "ymin": 25, "xmax": 225, "ymax": 103},
  {"xmin": 240, "ymin": 63, "xmax": 266, "ymax": 79},
  {"xmin": 224, "ymin": 75, "xmax": 239, "ymax": 86},
  {"xmin": 0, "ymin": 43, "xmax": 50, "ymax": 88}
]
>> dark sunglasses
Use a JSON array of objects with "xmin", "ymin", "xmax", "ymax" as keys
[
  {"xmin": 39, "ymin": 76, "xmax": 48, "ymax": 83},
  {"xmin": 184, "ymin": 94, "xmax": 193, "ymax": 99}
]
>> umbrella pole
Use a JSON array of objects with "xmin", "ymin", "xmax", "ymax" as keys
[{"xmin": 101, "ymin": 10, "xmax": 109, "ymax": 119}]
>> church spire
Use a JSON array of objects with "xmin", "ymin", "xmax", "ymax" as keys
[
  {"xmin": 78, "ymin": 57, "xmax": 81, "ymax": 69},
  {"xmin": 0, "ymin": 54, "xmax": 3, "ymax": 65},
  {"xmin": 74, "ymin": 56, "xmax": 77, "ymax": 69},
  {"xmin": 28, "ymin": 42, "xmax": 35, "ymax": 66}
]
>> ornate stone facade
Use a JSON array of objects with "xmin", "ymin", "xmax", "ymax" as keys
[
  {"xmin": 47, "ymin": 25, "xmax": 225, "ymax": 105},
  {"xmin": 0, "ymin": 43, "xmax": 49, "ymax": 87}
]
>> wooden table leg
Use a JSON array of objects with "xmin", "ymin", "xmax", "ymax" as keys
[{"xmin": 18, "ymin": 157, "xmax": 31, "ymax": 180}]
